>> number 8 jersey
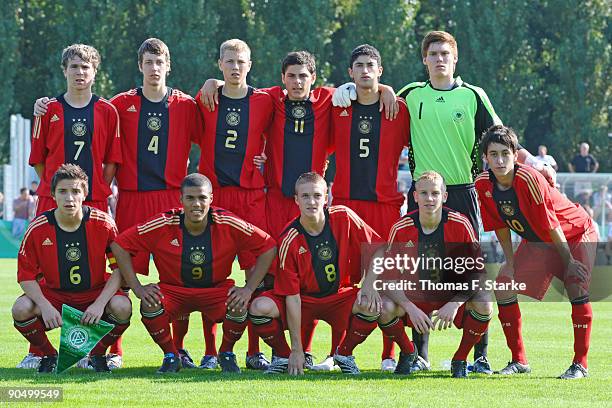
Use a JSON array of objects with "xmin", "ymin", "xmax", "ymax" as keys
[
  {"xmin": 275, "ymin": 206, "xmax": 380, "ymax": 297},
  {"xmin": 17, "ymin": 206, "xmax": 118, "ymax": 290},
  {"xmin": 30, "ymin": 95, "xmax": 122, "ymax": 201}
]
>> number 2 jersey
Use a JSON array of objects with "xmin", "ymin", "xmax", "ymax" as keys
[
  {"xmin": 475, "ymin": 164, "xmax": 592, "ymax": 242},
  {"xmin": 17, "ymin": 206, "xmax": 118, "ymax": 290},
  {"xmin": 275, "ymin": 205, "xmax": 380, "ymax": 298},
  {"xmin": 29, "ymin": 95, "xmax": 122, "ymax": 201},
  {"xmin": 110, "ymin": 87, "xmax": 203, "ymax": 192},
  {"xmin": 114, "ymin": 207, "xmax": 276, "ymax": 287},
  {"xmin": 196, "ymin": 86, "xmax": 273, "ymax": 189}
]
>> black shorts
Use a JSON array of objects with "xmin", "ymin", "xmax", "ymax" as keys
[{"xmin": 407, "ymin": 182, "xmax": 480, "ymax": 239}]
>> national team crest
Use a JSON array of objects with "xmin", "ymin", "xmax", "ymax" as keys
[
  {"xmin": 317, "ymin": 245, "xmax": 332, "ymax": 261},
  {"xmin": 66, "ymin": 326, "xmax": 89, "ymax": 350},
  {"xmin": 147, "ymin": 116, "xmax": 162, "ymax": 131},
  {"xmin": 291, "ymin": 105, "xmax": 306, "ymax": 119},
  {"xmin": 226, "ymin": 111, "xmax": 240, "ymax": 126},
  {"xmin": 71, "ymin": 121, "xmax": 87, "ymax": 137},
  {"xmin": 358, "ymin": 120, "xmax": 371, "ymax": 134},
  {"xmin": 190, "ymin": 248, "xmax": 205, "ymax": 265},
  {"xmin": 501, "ymin": 203, "xmax": 515, "ymax": 216},
  {"xmin": 65, "ymin": 245, "xmax": 81, "ymax": 262},
  {"xmin": 451, "ymin": 107, "xmax": 466, "ymax": 123}
]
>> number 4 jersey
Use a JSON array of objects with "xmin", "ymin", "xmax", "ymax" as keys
[
  {"xmin": 30, "ymin": 95, "xmax": 122, "ymax": 201},
  {"xmin": 17, "ymin": 206, "xmax": 118, "ymax": 290}
]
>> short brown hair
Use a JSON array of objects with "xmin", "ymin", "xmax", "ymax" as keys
[
  {"xmin": 421, "ymin": 31, "xmax": 458, "ymax": 58},
  {"xmin": 51, "ymin": 164, "xmax": 89, "ymax": 196},
  {"xmin": 61, "ymin": 44, "xmax": 100, "ymax": 70},
  {"xmin": 138, "ymin": 38, "xmax": 171, "ymax": 67},
  {"xmin": 294, "ymin": 172, "xmax": 327, "ymax": 195},
  {"xmin": 480, "ymin": 125, "xmax": 519, "ymax": 156},
  {"xmin": 415, "ymin": 170, "xmax": 446, "ymax": 192},
  {"xmin": 219, "ymin": 39, "xmax": 251, "ymax": 60},
  {"xmin": 282, "ymin": 51, "xmax": 316, "ymax": 75}
]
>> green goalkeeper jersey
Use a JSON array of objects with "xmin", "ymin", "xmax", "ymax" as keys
[{"xmin": 397, "ymin": 77, "xmax": 501, "ymax": 185}]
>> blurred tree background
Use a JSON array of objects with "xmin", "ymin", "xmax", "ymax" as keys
[{"xmin": 1, "ymin": 0, "xmax": 610, "ymax": 170}]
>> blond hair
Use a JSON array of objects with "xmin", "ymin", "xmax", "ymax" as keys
[
  {"xmin": 219, "ymin": 39, "xmax": 251, "ymax": 60},
  {"xmin": 415, "ymin": 170, "xmax": 446, "ymax": 191},
  {"xmin": 61, "ymin": 44, "xmax": 100, "ymax": 70},
  {"xmin": 294, "ymin": 172, "xmax": 327, "ymax": 195}
]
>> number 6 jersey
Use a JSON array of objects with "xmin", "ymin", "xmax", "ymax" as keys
[{"xmin": 17, "ymin": 206, "xmax": 118, "ymax": 290}]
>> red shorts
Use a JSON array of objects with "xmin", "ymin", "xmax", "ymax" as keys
[
  {"xmin": 213, "ymin": 186, "xmax": 267, "ymax": 230},
  {"xmin": 115, "ymin": 189, "xmax": 181, "ymax": 232},
  {"xmin": 159, "ymin": 280, "xmax": 234, "ymax": 322},
  {"xmin": 263, "ymin": 287, "xmax": 358, "ymax": 330},
  {"xmin": 512, "ymin": 225, "xmax": 598, "ymax": 300},
  {"xmin": 116, "ymin": 189, "xmax": 181, "ymax": 275},
  {"xmin": 332, "ymin": 198, "xmax": 401, "ymax": 238},
  {"xmin": 35, "ymin": 196, "xmax": 108, "ymax": 216},
  {"xmin": 401, "ymin": 301, "xmax": 467, "ymax": 329},
  {"xmin": 37, "ymin": 284, "xmax": 128, "ymax": 313},
  {"xmin": 265, "ymin": 188, "xmax": 299, "ymax": 240}
]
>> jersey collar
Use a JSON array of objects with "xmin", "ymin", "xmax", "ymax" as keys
[{"xmin": 427, "ymin": 76, "xmax": 463, "ymax": 91}]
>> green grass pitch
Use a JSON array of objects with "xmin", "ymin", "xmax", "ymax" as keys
[{"xmin": 0, "ymin": 258, "xmax": 610, "ymax": 407}]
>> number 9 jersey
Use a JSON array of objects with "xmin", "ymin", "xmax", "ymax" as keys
[{"xmin": 17, "ymin": 206, "xmax": 118, "ymax": 291}]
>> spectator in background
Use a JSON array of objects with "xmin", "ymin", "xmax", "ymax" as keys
[
  {"xmin": 592, "ymin": 185, "xmax": 612, "ymax": 223},
  {"xmin": 569, "ymin": 142, "xmax": 599, "ymax": 173},
  {"xmin": 29, "ymin": 181, "xmax": 38, "ymax": 196},
  {"xmin": 0, "ymin": 192, "xmax": 4, "ymax": 219},
  {"xmin": 12, "ymin": 188, "xmax": 34, "ymax": 238},
  {"xmin": 398, "ymin": 147, "xmax": 409, "ymax": 171},
  {"xmin": 535, "ymin": 145, "xmax": 558, "ymax": 171}
]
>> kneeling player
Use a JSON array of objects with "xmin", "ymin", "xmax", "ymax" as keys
[
  {"xmin": 12, "ymin": 164, "xmax": 131, "ymax": 373},
  {"xmin": 334, "ymin": 171, "xmax": 492, "ymax": 377},
  {"xmin": 248, "ymin": 172, "xmax": 380, "ymax": 374},
  {"xmin": 475, "ymin": 125, "xmax": 597, "ymax": 379},
  {"xmin": 111, "ymin": 173, "xmax": 276, "ymax": 373}
]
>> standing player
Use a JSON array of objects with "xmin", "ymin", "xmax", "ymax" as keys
[
  {"xmin": 11, "ymin": 164, "xmax": 131, "ymax": 373},
  {"xmin": 334, "ymin": 171, "xmax": 492, "ymax": 377},
  {"xmin": 33, "ymin": 38, "xmax": 209, "ymax": 369},
  {"xmin": 475, "ymin": 125, "xmax": 597, "ymax": 379},
  {"xmin": 111, "ymin": 173, "xmax": 276, "ymax": 373},
  {"xmin": 194, "ymin": 39, "xmax": 274, "ymax": 370},
  {"xmin": 21, "ymin": 44, "xmax": 121, "ymax": 369},
  {"xmin": 248, "ymin": 172, "xmax": 380, "ymax": 374},
  {"xmin": 330, "ymin": 44, "xmax": 410, "ymax": 371}
]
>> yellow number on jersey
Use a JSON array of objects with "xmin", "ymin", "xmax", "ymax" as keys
[
  {"xmin": 192, "ymin": 267, "xmax": 203, "ymax": 280},
  {"xmin": 324, "ymin": 264, "xmax": 336, "ymax": 282},
  {"xmin": 225, "ymin": 130, "xmax": 238, "ymax": 149},
  {"xmin": 505, "ymin": 219, "xmax": 525, "ymax": 233},
  {"xmin": 148, "ymin": 135, "xmax": 159, "ymax": 155},
  {"xmin": 73, "ymin": 141, "xmax": 85, "ymax": 160},
  {"xmin": 294, "ymin": 120, "xmax": 305, "ymax": 133},
  {"xmin": 69, "ymin": 265, "xmax": 81, "ymax": 285},
  {"xmin": 359, "ymin": 138, "xmax": 370, "ymax": 158}
]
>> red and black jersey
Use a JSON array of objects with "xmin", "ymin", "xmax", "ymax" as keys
[
  {"xmin": 196, "ymin": 86, "xmax": 273, "ymax": 189},
  {"xmin": 387, "ymin": 208, "xmax": 479, "ymax": 300},
  {"xmin": 30, "ymin": 94, "xmax": 121, "ymax": 201},
  {"xmin": 275, "ymin": 205, "xmax": 380, "ymax": 297},
  {"xmin": 114, "ymin": 207, "xmax": 275, "ymax": 287},
  {"xmin": 17, "ymin": 206, "xmax": 118, "ymax": 291},
  {"xmin": 331, "ymin": 99, "xmax": 410, "ymax": 206},
  {"xmin": 475, "ymin": 164, "xmax": 592, "ymax": 242},
  {"xmin": 262, "ymin": 86, "xmax": 334, "ymax": 197},
  {"xmin": 110, "ymin": 87, "xmax": 202, "ymax": 192}
]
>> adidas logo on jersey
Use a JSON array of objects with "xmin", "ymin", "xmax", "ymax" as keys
[
  {"xmin": 170, "ymin": 238, "xmax": 180, "ymax": 247},
  {"xmin": 435, "ymin": 96, "xmax": 445, "ymax": 103},
  {"xmin": 50, "ymin": 114, "xmax": 60, "ymax": 122},
  {"xmin": 127, "ymin": 105, "xmax": 137, "ymax": 112},
  {"xmin": 42, "ymin": 238, "xmax": 53, "ymax": 246},
  {"xmin": 298, "ymin": 246, "xmax": 307, "ymax": 254},
  {"xmin": 405, "ymin": 240, "xmax": 414, "ymax": 248},
  {"xmin": 339, "ymin": 110, "xmax": 349, "ymax": 117}
]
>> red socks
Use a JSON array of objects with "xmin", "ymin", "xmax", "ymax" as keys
[
  {"xmin": 250, "ymin": 315, "xmax": 291, "ymax": 358},
  {"xmin": 219, "ymin": 312, "xmax": 247, "ymax": 353},
  {"xmin": 142, "ymin": 309, "xmax": 177, "ymax": 355},
  {"xmin": 453, "ymin": 310, "xmax": 490, "ymax": 361},
  {"xmin": 14, "ymin": 317, "xmax": 56, "ymax": 356},
  {"xmin": 336, "ymin": 313, "xmax": 379, "ymax": 356},
  {"xmin": 571, "ymin": 299, "xmax": 592, "ymax": 368},
  {"xmin": 498, "ymin": 297, "xmax": 527, "ymax": 364},
  {"xmin": 171, "ymin": 315, "xmax": 190, "ymax": 350},
  {"xmin": 379, "ymin": 317, "xmax": 414, "ymax": 354}
]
